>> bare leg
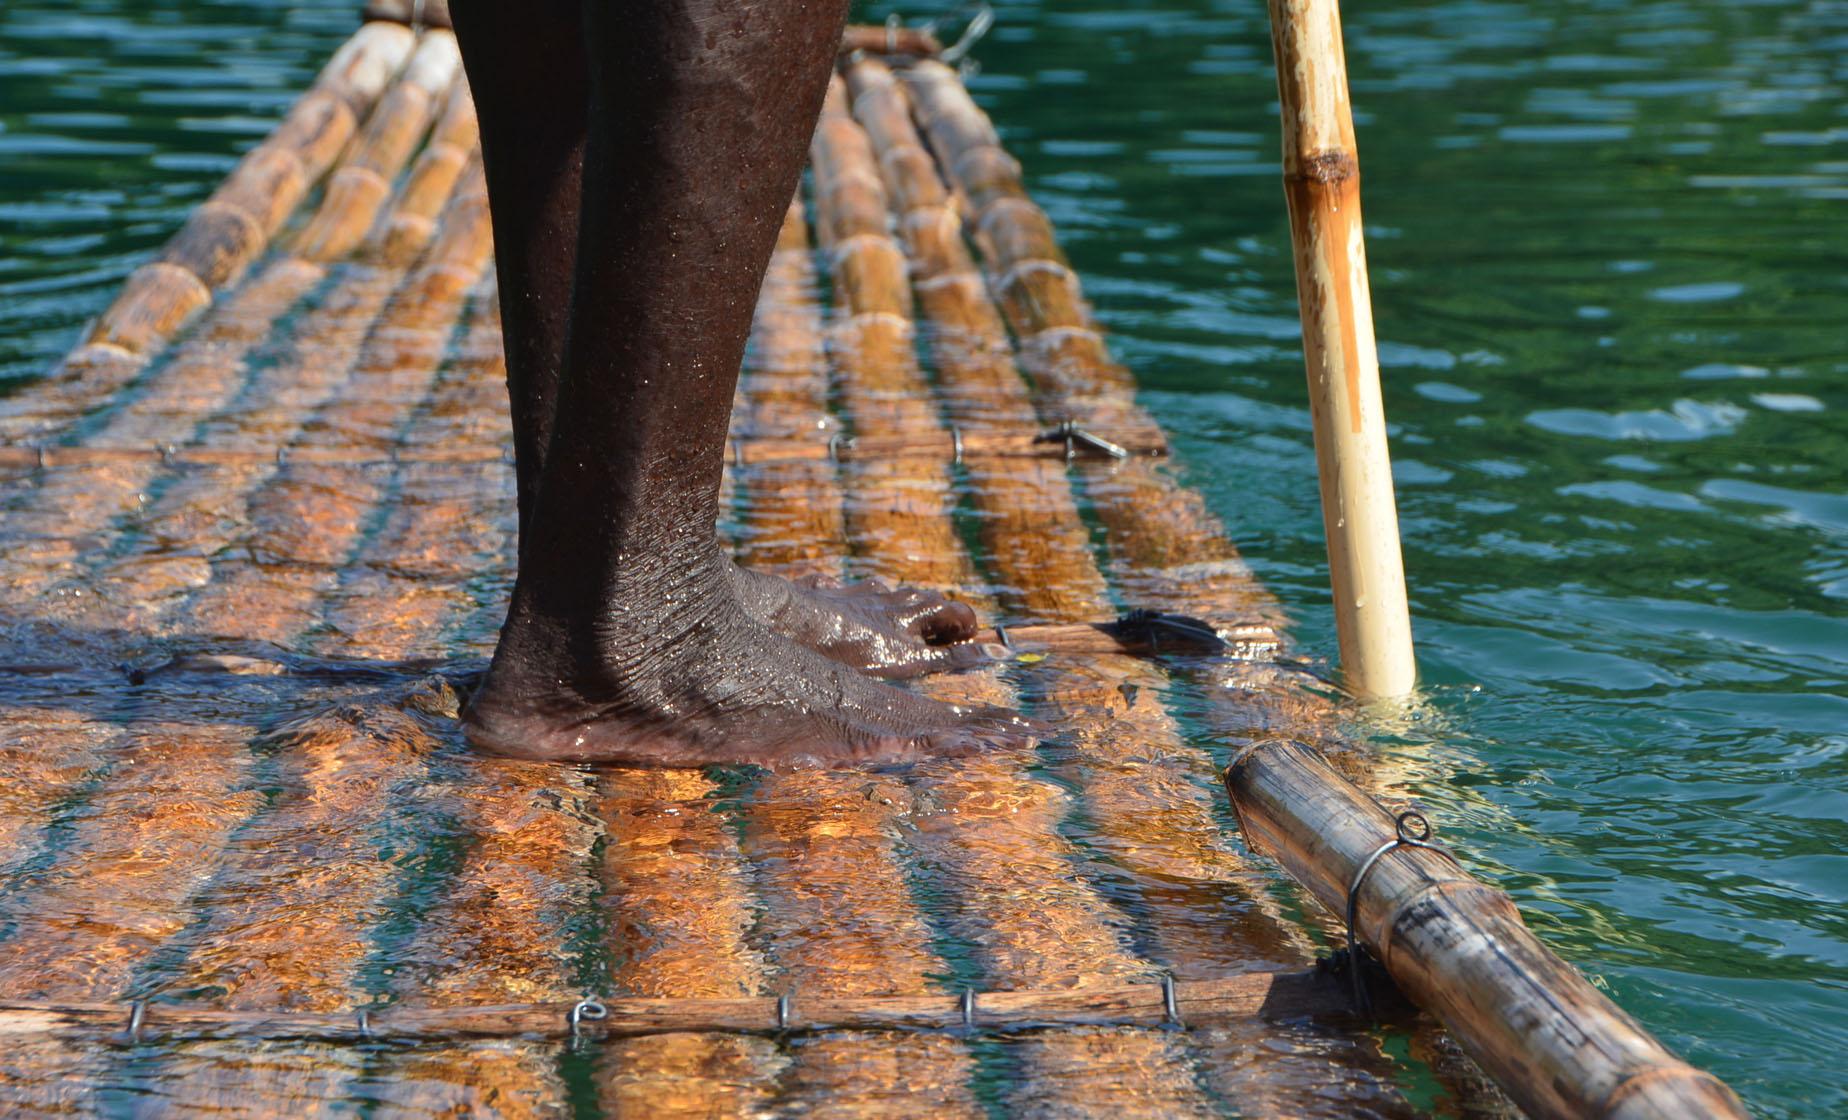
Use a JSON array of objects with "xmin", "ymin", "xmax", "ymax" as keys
[
  {"xmin": 452, "ymin": 0, "xmax": 1031, "ymax": 765},
  {"xmin": 454, "ymin": 0, "xmax": 984, "ymax": 678}
]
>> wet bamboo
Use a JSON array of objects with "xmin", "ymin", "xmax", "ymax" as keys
[
  {"xmin": 0, "ymin": 20, "xmax": 417, "ymax": 443},
  {"xmin": 1264, "ymin": 0, "xmax": 1415, "ymax": 697},
  {"xmin": 0, "ymin": 425, "xmax": 1165, "ymax": 470},
  {"xmin": 319, "ymin": 292, "xmax": 599, "ymax": 1119},
  {"xmin": 0, "ymin": 69, "xmax": 469, "ymax": 607},
  {"xmin": 849, "ymin": 56, "xmax": 1425, "ymax": 1116},
  {"xmin": 811, "ymin": 74, "xmax": 1214, "ymax": 1118},
  {"xmin": 895, "ymin": 62, "xmax": 1519, "ymax": 1113},
  {"xmin": 0, "ymin": 134, "xmax": 482, "ymax": 946},
  {"xmin": 0, "ymin": 971, "xmax": 1354, "ymax": 1043},
  {"xmin": 900, "ymin": 59, "xmax": 1346, "ymax": 766},
  {"xmin": 0, "ymin": 172, "xmax": 487, "ymax": 1113},
  {"xmin": 1226, "ymin": 739, "xmax": 1748, "ymax": 1120},
  {"xmin": 732, "ymin": 197, "xmax": 983, "ymax": 1119},
  {"xmin": 105, "ymin": 178, "xmax": 493, "ymax": 1118}
]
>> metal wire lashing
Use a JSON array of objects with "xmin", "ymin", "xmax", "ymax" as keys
[
  {"xmin": 776, "ymin": 992, "xmax": 792, "ymax": 1033},
  {"xmin": 125, "ymin": 999, "xmax": 147, "ymax": 1045},
  {"xmin": 960, "ymin": 988, "xmax": 977, "ymax": 1031},
  {"xmin": 568, "ymin": 996, "xmax": 608, "ymax": 1048},
  {"xmin": 1034, "ymin": 419, "xmax": 1130, "ymax": 461},
  {"xmin": 1160, "ymin": 973, "xmax": 1184, "ymax": 1029},
  {"xmin": 949, "ymin": 425, "xmax": 964, "ymax": 465},
  {"xmin": 355, "ymin": 1008, "xmax": 373, "ymax": 1040},
  {"xmin": 1343, "ymin": 809, "xmax": 1460, "ymax": 1017}
]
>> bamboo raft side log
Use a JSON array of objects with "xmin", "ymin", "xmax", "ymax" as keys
[
  {"xmin": 1228, "ymin": 740, "xmax": 1749, "ymax": 1120},
  {"xmin": 733, "ymin": 197, "xmax": 983, "ymax": 1120},
  {"xmin": 811, "ymin": 76, "xmax": 1216, "ymax": 1119},
  {"xmin": 0, "ymin": 22, "xmax": 417, "ymax": 445}
]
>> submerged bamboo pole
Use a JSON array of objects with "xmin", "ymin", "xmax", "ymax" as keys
[
  {"xmin": 810, "ymin": 75, "xmax": 1217, "ymax": 1118},
  {"xmin": 1265, "ymin": 0, "xmax": 1415, "ymax": 698},
  {"xmin": 0, "ymin": 21, "xmax": 417, "ymax": 444},
  {"xmin": 1227, "ymin": 740, "xmax": 1748, "ymax": 1120},
  {"xmin": 732, "ymin": 197, "xmax": 983, "ymax": 1119},
  {"xmin": 848, "ymin": 56, "xmax": 1425, "ymax": 1116}
]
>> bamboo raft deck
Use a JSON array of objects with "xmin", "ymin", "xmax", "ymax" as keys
[{"xmin": 0, "ymin": 18, "xmax": 1744, "ymax": 1120}]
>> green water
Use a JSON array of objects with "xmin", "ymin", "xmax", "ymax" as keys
[{"xmin": 2, "ymin": 0, "xmax": 1843, "ymax": 1115}]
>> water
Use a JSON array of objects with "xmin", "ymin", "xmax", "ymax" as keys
[{"xmin": 1, "ymin": 0, "xmax": 1843, "ymax": 1116}]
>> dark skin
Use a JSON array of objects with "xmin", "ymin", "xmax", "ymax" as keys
[{"xmin": 449, "ymin": 0, "xmax": 1032, "ymax": 766}]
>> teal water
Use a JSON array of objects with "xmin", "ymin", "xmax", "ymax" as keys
[{"xmin": 2, "ymin": 0, "xmax": 1843, "ymax": 1115}]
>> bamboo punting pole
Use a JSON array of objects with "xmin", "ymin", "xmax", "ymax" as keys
[
  {"xmin": 1227, "ymin": 740, "xmax": 1749, "ymax": 1120},
  {"xmin": 733, "ymin": 197, "xmax": 984, "ymax": 1119},
  {"xmin": 1264, "ymin": 0, "xmax": 1415, "ymax": 698},
  {"xmin": 0, "ymin": 971, "xmax": 1356, "ymax": 1043},
  {"xmin": 0, "ymin": 21, "xmax": 416, "ymax": 444},
  {"xmin": 810, "ymin": 75, "xmax": 1216, "ymax": 1118}
]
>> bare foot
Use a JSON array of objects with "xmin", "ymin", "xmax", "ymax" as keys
[
  {"xmin": 462, "ymin": 560, "xmax": 1036, "ymax": 767},
  {"xmin": 730, "ymin": 564, "xmax": 996, "ymax": 678}
]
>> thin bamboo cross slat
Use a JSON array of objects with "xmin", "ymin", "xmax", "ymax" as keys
[{"xmin": 0, "ymin": 971, "xmax": 1355, "ymax": 1043}]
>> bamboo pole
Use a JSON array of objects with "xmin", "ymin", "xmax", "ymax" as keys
[
  {"xmin": 318, "ymin": 290, "xmax": 597, "ymax": 1118},
  {"xmin": 848, "ymin": 56, "xmax": 1429, "ymax": 1116},
  {"xmin": 1265, "ymin": 0, "xmax": 1415, "ymax": 698},
  {"xmin": 1226, "ymin": 739, "xmax": 1748, "ymax": 1120},
  {"xmin": 0, "ymin": 21, "xmax": 416, "ymax": 444},
  {"xmin": 732, "ymin": 197, "xmax": 984, "ymax": 1119},
  {"xmin": 810, "ymin": 75, "xmax": 1217, "ymax": 1118}
]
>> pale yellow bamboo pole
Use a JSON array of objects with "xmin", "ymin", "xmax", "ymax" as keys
[{"xmin": 1268, "ymin": 0, "xmax": 1414, "ymax": 698}]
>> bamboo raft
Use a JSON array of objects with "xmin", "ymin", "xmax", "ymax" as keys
[{"xmin": 0, "ymin": 15, "xmax": 1746, "ymax": 1120}]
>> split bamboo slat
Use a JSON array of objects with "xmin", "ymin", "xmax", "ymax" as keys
[
  {"xmin": 843, "ymin": 54, "xmax": 1416, "ymax": 1117},
  {"xmin": 0, "ymin": 20, "xmax": 417, "ymax": 444},
  {"xmin": 733, "ymin": 198, "xmax": 984, "ymax": 1119},
  {"xmin": 809, "ymin": 75, "xmax": 1215, "ymax": 1118}
]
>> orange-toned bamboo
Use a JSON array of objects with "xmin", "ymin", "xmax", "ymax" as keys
[
  {"xmin": 732, "ymin": 197, "xmax": 984, "ymax": 1118},
  {"xmin": 811, "ymin": 73, "xmax": 1214, "ymax": 1117},
  {"xmin": 849, "ymin": 57, "xmax": 1424, "ymax": 1116},
  {"xmin": 0, "ymin": 175, "xmax": 491, "ymax": 1116},
  {"xmin": 307, "ymin": 291, "xmax": 596, "ymax": 1117},
  {"xmin": 0, "ymin": 21, "xmax": 417, "ymax": 444}
]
